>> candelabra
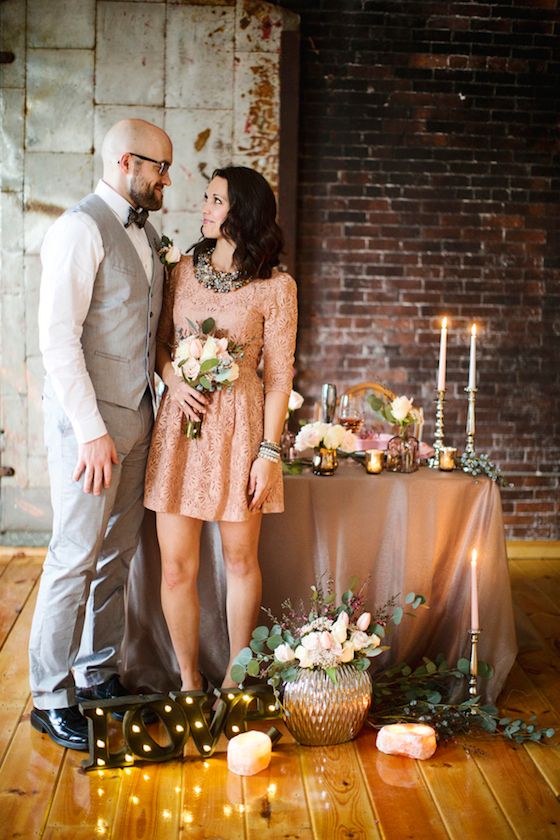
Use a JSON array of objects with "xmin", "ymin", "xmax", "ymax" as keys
[
  {"xmin": 464, "ymin": 386, "xmax": 477, "ymax": 456},
  {"xmin": 468, "ymin": 628, "xmax": 481, "ymax": 711},
  {"xmin": 428, "ymin": 389, "xmax": 445, "ymax": 469}
]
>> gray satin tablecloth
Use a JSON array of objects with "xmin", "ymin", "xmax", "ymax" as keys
[{"xmin": 123, "ymin": 463, "xmax": 517, "ymax": 703}]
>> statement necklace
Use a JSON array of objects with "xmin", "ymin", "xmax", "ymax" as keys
[{"xmin": 194, "ymin": 250, "xmax": 251, "ymax": 293}]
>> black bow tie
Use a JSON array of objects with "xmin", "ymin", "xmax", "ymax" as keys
[{"xmin": 125, "ymin": 207, "xmax": 149, "ymax": 229}]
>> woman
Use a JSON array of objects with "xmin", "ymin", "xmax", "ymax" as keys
[{"xmin": 144, "ymin": 166, "xmax": 297, "ymax": 691}]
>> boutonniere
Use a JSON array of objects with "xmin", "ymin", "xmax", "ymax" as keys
[{"xmin": 158, "ymin": 235, "xmax": 181, "ymax": 268}]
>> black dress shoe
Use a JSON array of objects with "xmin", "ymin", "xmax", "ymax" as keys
[
  {"xmin": 76, "ymin": 674, "xmax": 131, "ymax": 720},
  {"xmin": 30, "ymin": 706, "xmax": 89, "ymax": 751}
]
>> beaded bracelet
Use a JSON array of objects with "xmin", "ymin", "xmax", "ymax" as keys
[
  {"xmin": 258, "ymin": 440, "xmax": 281, "ymax": 463},
  {"xmin": 258, "ymin": 449, "xmax": 280, "ymax": 463}
]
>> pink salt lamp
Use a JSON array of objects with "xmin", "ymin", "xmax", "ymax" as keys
[
  {"xmin": 227, "ymin": 730, "xmax": 272, "ymax": 776},
  {"xmin": 376, "ymin": 723, "xmax": 437, "ymax": 760}
]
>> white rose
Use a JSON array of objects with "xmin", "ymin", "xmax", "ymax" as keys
[
  {"xmin": 274, "ymin": 643, "xmax": 296, "ymax": 663},
  {"xmin": 350, "ymin": 630, "xmax": 371, "ymax": 651},
  {"xmin": 295, "ymin": 644, "xmax": 313, "ymax": 668},
  {"xmin": 356, "ymin": 612, "xmax": 371, "ymax": 632},
  {"xmin": 319, "ymin": 631, "xmax": 334, "ymax": 650},
  {"xmin": 295, "ymin": 422, "xmax": 328, "ymax": 452},
  {"xmin": 341, "ymin": 641, "xmax": 355, "ymax": 663},
  {"xmin": 390, "ymin": 395, "xmax": 414, "ymax": 423},
  {"xmin": 301, "ymin": 632, "xmax": 321, "ymax": 651},
  {"xmin": 288, "ymin": 390, "xmax": 304, "ymax": 412},
  {"xmin": 200, "ymin": 336, "xmax": 218, "ymax": 363},
  {"xmin": 323, "ymin": 424, "xmax": 344, "ymax": 450},
  {"xmin": 166, "ymin": 244, "xmax": 182, "ymax": 264},
  {"xmin": 173, "ymin": 338, "xmax": 191, "ymax": 364},
  {"xmin": 182, "ymin": 358, "xmax": 200, "ymax": 381}
]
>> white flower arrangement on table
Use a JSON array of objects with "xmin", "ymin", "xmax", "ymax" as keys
[
  {"xmin": 231, "ymin": 578, "xmax": 426, "ymax": 699},
  {"xmin": 367, "ymin": 393, "xmax": 420, "ymax": 433},
  {"xmin": 158, "ymin": 235, "xmax": 182, "ymax": 268},
  {"xmin": 294, "ymin": 420, "xmax": 357, "ymax": 453}
]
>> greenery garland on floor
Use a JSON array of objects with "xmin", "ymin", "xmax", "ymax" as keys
[{"xmin": 369, "ymin": 655, "xmax": 554, "ymax": 744}]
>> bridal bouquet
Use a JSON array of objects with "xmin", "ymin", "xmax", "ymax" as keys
[
  {"xmin": 173, "ymin": 317, "xmax": 245, "ymax": 438},
  {"xmin": 231, "ymin": 578, "xmax": 425, "ymax": 699}
]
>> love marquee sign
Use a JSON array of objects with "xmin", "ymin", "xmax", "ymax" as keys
[{"xmin": 80, "ymin": 685, "xmax": 282, "ymax": 771}]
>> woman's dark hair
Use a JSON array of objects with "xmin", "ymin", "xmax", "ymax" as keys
[{"xmin": 192, "ymin": 166, "xmax": 284, "ymax": 280}]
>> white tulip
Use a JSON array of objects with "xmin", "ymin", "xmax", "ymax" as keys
[
  {"xmin": 295, "ymin": 645, "xmax": 313, "ymax": 668},
  {"xmin": 356, "ymin": 612, "xmax": 371, "ymax": 631}
]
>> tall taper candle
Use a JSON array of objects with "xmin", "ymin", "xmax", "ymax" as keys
[
  {"xmin": 470, "ymin": 548, "xmax": 479, "ymax": 630},
  {"xmin": 437, "ymin": 317, "xmax": 448, "ymax": 391},
  {"xmin": 468, "ymin": 323, "xmax": 477, "ymax": 389}
]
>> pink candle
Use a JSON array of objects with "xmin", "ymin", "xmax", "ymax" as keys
[
  {"xmin": 437, "ymin": 317, "xmax": 447, "ymax": 392},
  {"xmin": 468, "ymin": 323, "xmax": 477, "ymax": 389},
  {"xmin": 470, "ymin": 548, "xmax": 479, "ymax": 630}
]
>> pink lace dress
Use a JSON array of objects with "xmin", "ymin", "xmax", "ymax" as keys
[{"xmin": 144, "ymin": 256, "xmax": 297, "ymax": 521}]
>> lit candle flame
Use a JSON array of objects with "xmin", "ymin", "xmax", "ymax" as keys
[{"xmin": 471, "ymin": 323, "xmax": 477, "ymax": 336}]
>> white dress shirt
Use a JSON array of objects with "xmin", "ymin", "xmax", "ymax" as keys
[{"xmin": 38, "ymin": 180, "xmax": 154, "ymax": 444}]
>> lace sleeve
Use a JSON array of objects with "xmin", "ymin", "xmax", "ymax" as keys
[
  {"xmin": 262, "ymin": 273, "xmax": 298, "ymax": 395},
  {"xmin": 156, "ymin": 261, "xmax": 180, "ymax": 352}
]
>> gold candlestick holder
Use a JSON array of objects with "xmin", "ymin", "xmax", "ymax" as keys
[
  {"xmin": 428, "ymin": 389, "xmax": 446, "ymax": 469},
  {"xmin": 468, "ymin": 628, "xmax": 481, "ymax": 711},
  {"xmin": 464, "ymin": 386, "xmax": 477, "ymax": 456}
]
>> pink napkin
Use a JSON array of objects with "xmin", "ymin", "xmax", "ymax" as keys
[{"xmin": 354, "ymin": 434, "xmax": 434, "ymax": 459}]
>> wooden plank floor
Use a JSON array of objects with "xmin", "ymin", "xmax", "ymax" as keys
[{"xmin": 0, "ymin": 544, "xmax": 559, "ymax": 839}]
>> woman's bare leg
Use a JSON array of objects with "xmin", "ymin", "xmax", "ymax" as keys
[
  {"xmin": 218, "ymin": 513, "xmax": 263, "ymax": 688},
  {"xmin": 156, "ymin": 512, "xmax": 203, "ymax": 691}
]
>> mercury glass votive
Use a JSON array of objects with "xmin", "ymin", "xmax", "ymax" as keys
[
  {"xmin": 439, "ymin": 447, "xmax": 457, "ymax": 471},
  {"xmin": 364, "ymin": 449, "xmax": 384, "ymax": 474}
]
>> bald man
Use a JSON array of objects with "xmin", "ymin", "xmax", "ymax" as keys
[{"xmin": 29, "ymin": 119, "xmax": 174, "ymax": 750}]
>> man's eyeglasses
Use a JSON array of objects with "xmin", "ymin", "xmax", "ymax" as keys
[{"xmin": 128, "ymin": 152, "xmax": 171, "ymax": 176}]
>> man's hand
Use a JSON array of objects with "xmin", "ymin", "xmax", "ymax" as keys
[{"xmin": 73, "ymin": 433, "xmax": 119, "ymax": 495}]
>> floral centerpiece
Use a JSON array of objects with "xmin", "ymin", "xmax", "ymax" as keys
[
  {"xmin": 367, "ymin": 393, "xmax": 421, "ymax": 473},
  {"xmin": 173, "ymin": 317, "xmax": 245, "ymax": 438},
  {"xmin": 294, "ymin": 421, "xmax": 357, "ymax": 475},
  {"xmin": 231, "ymin": 579, "xmax": 425, "ymax": 745}
]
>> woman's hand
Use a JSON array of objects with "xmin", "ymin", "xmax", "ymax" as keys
[
  {"xmin": 166, "ymin": 378, "xmax": 208, "ymax": 421},
  {"xmin": 248, "ymin": 457, "xmax": 276, "ymax": 512}
]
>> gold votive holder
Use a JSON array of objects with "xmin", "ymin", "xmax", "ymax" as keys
[
  {"xmin": 439, "ymin": 447, "xmax": 457, "ymax": 471},
  {"xmin": 364, "ymin": 449, "xmax": 384, "ymax": 474}
]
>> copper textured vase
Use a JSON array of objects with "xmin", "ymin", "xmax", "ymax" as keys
[
  {"xmin": 282, "ymin": 665, "xmax": 372, "ymax": 745},
  {"xmin": 312, "ymin": 447, "xmax": 338, "ymax": 476}
]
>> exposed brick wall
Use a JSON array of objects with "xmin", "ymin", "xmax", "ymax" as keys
[{"xmin": 274, "ymin": 0, "xmax": 560, "ymax": 539}]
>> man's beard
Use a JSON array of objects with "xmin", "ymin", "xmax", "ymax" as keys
[{"xmin": 129, "ymin": 174, "xmax": 163, "ymax": 211}]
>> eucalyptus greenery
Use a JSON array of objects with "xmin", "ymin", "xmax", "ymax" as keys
[
  {"xmin": 460, "ymin": 450, "xmax": 511, "ymax": 487},
  {"xmin": 369, "ymin": 654, "xmax": 554, "ymax": 744}
]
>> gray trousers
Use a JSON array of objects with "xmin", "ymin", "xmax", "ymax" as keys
[{"xmin": 29, "ymin": 385, "xmax": 153, "ymax": 709}]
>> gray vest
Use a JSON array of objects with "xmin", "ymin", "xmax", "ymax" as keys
[{"xmin": 72, "ymin": 194, "xmax": 164, "ymax": 411}]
